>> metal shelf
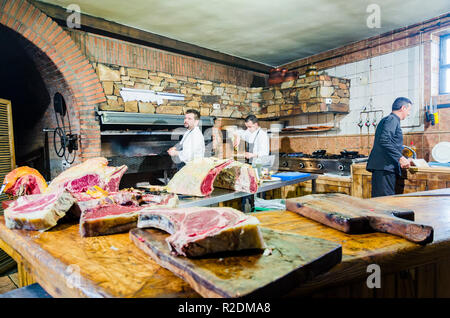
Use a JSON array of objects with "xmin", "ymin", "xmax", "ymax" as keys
[{"xmin": 100, "ymin": 130, "xmax": 185, "ymax": 136}]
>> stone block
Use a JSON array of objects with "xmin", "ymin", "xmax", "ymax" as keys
[
  {"xmin": 97, "ymin": 64, "xmax": 121, "ymax": 81},
  {"xmin": 102, "ymin": 81, "xmax": 114, "ymax": 95},
  {"xmin": 134, "ymin": 83, "xmax": 150, "ymax": 90},
  {"xmin": 102, "ymin": 100, "xmax": 124, "ymax": 111},
  {"xmin": 200, "ymin": 84, "xmax": 213, "ymax": 94},
  {"xmin": 262, "ymin": 90, "xmax": 274, "ymax": 100},
  {"xmin": 138, "ymin": 102, "xmax": 156, "ymax": 113},
  {"xmin": 320, "ymin": 86, "xmax": 335, "ymax": 97},
  {"xmin": 225, "ymin": 87, "xmax": 238, "ymax": 94},
  {"xmin": 187, "ymin": 101, "xmax": 200, "ymax": 108},
  {"xmin": 267, "ymin": 105, "xmax": 280, "ymax": 113},
  {"xmin": 210, "ymin": 108, "xmax": 234, "ymax": 117},
  {"xmin": 201, "ymin": 95, "xmax": 220, "ymax": 103},
  {"xmin": 124, "ymin": 100, "xmax": 138, "ymax": 113},
  {"xmin": 156, "ymin": 106, "xmax": 183, "ymax": 115},
  {"xmin": 200, "ymin": 107, "xmax": 210, "ymax": 116},
  {"xmin": 281, "ymin": 80, "xmax": 294, "ymax": 89},
  {"xmin": 212, "ymin": 87, "xmax": 225, "ymax": 95}
]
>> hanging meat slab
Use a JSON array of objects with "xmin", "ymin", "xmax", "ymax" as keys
[
  {"xmin": 213, "ymin": 161, "xmax": 259, "ymax": 193},
  {"xmin": 166, "ymin": 158, "xmax": 233, "ymax": 197}
]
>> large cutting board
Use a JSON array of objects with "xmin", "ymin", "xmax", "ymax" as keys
[
  {"xmin": 130, "ymin": 227, "xmax": 342, "ymax": 298},
  {"xmin": 286, "ymin": 193, "xmax": 434, "ymax": 244}
]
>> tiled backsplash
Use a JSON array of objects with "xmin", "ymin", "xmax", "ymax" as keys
[{"xmin": 324, "ymin": 46, "xmax": 424, "ymax": 136}]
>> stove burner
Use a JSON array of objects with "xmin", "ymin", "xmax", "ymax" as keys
[
  {"xmin": 280, "ymin": 152, "xmax": 305, "ymax": 158},
  {"xmin": 278, "ymin": 150, "xmax": 368, "ymax": 176}
]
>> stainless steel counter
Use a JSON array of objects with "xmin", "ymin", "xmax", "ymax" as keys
[{"xmin": 178, "ymin": 174, "xmax": 318, "ymax": 208}]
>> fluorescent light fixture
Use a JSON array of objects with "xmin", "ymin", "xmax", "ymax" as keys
[{"xmin": 120, "ymin": 88, "xmax": 185, "ymax": 105}]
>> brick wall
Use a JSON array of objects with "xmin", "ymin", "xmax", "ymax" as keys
[
  {"xmin": 0, "ymin": 0, "xmax": 106, "ymax": 173},
  {"xmin": 68, "ymin": 29, "xmax": 266, "ymax": 88}
]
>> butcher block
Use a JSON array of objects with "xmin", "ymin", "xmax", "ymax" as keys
[
  {"xmin": 286, "ymin": 193, "xmax": 434, "ymax": 244},
  {"xmin": 1, "ymin": 189, "xmax": 450, "ymax": 298},
  {"xmin": 130, "ymin": 227, "xmax": 342, "ymax": 298}
]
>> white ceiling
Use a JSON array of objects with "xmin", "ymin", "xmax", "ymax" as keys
[{"xmin": 37, "ymin": 0, "xmax": 450, "ymax": 67}]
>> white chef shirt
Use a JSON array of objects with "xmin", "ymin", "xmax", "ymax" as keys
[
  {"xmin": 178, "ymin": 126, "xmax": 205, "ymax": 163},
  {"xmin": 237, "ymin": 127, "xmax": 270, "ymax": 165}
]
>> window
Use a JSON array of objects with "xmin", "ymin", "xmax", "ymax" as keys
[{"xmin": 440, "ymin": 34, "xmax": 450, "ymax": 94}]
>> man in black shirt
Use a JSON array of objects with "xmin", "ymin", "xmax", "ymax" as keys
[{"xmin": 366, "ymin": 97, "xmax": 413, "ymax": 197}]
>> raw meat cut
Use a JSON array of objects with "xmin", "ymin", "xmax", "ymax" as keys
[
  {"xmin": 78, "ymin": 190, "xmax": 178, "ymax": 237},
  {"xmin": 214, "ymin": 161, "xmax": 259, "ymax": 193},
  {"xmin": 45, "ymin": 157, "xmax": 127, "ymax": 194},
  {"xmin": 2, "ymin": 166, "xmax": 47, "ymax": 196},
  {"xmin": 72, "ymin": 189, "xmax": 178, "ymax": 216},
  {"xmin": 137, "ymin": 206, "xmax": 266, "ymax": 257},
  {"xmin": 166, "ymin": 158, "xmax": 233, "ymax": 197},
  {"xmin": 4, "ymin": 191, "xmax": 76, "ymax": 231},
  {"xmin": 79, "ymin": 204, "xmax": 142, "ymax": 237}
]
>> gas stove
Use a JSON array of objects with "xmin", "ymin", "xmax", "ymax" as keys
[{"xmin": 279, "ymin": 150, "xmax": 368, "ymax": 176}]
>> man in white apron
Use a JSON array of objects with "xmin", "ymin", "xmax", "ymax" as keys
[
  {"xmin": 167, "ymin": 109, "xmax": 205, "ymax": 170},
  {"xmin": 233, "ymin": 115, "xmax": 271, "ymax": 213},
  {"xmin": 233, "ymin": 115, "xmax": 270, "ymax": 167}
]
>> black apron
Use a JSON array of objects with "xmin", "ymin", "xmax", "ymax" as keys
[
  {"xmin": 245, "ymin": 128, "xmax": 261, "ymax": 165},
  {"xmin": 175, "ymin": 129, "xmax": 193, "ymax": 170}
]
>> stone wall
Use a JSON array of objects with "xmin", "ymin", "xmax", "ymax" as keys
[
  {"xmin": 95, "ymin": 63, "xmax": 263, "ymax": 119},
  {"xmin": 258, "ymin": 75, "xmax": 350, "ymax": 119},
  {"xmin": 95, "ymin": 62, "xmax": 350, "ymax": 122}
]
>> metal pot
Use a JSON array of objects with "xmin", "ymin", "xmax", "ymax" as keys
[{"xmin": 305, "ymin": 65, "xmax": 318, "ymax": 77}]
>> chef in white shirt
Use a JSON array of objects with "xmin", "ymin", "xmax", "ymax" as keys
[
  {"xmin": 167, "ymin": 109, "xmax": 205, "ymax": 170},
  {"xmin": 233, "ymin": 114, "xmax": 271, "ymax": 167}
]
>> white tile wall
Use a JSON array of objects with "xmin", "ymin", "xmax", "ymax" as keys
[{"xmin": 323, "ymin": 45, "xmax": 425, "ymax": 135}]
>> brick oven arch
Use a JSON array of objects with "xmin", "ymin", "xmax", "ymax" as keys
[{"xmin": 0, "ymin": 0, "xmax": 106, "ymax": 163}]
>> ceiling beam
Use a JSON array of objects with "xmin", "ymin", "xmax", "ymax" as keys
[{"xmin": 30, "ymin": 0, "xmax": 272, "ymax": 74}]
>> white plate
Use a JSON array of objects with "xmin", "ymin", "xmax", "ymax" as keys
[
  {"xmin": 432, "ymin": 142, "xmax": 450, "ymax": 163},
  {"xmin": 261, "ymin": 177, "xmax": 281, "ymax": 182}
]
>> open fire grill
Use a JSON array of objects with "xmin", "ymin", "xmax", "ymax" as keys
[
  {"xmin": 279, "ymin": 150, "xmax": 368, "ymax": 176},
  {"xmin": 97, "ymin": 111, "xmax": 214, "ymax": 184}
]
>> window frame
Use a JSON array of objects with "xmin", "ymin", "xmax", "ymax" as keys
[{"xmin": 440, "ymin": 34, "xmax": 450, "ymax": 94}]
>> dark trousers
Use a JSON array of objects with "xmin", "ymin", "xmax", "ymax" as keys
[
  {"xmin": 175, "ymin": 162, "xmax": 186, "ymax": 171},
  {"xmin": 371, "ymin": 170, "xmax": 397, "ymax": 198}
]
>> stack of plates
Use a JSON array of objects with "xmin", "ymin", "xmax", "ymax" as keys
[{"xmin": 432, "ymin": 142, "xmax": 450, "ymax": 163}]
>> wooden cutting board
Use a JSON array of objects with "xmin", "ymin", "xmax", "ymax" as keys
[
  {"xmin": 130, "ymin": 227, "xmax": 342, "ymax": 298},
  {"xmin": 286, "ymin": 193, "xmax": 434, "ymax": 244}
]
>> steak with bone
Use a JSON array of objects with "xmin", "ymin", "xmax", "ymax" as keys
[
  {"xmin": 4, "ymin": 191, "xmax": 76, "ymax": 231},
  {"xmin": 213, "ymin": 161, "xmax": 259, "ymax": 193},
  {"xmin": 166, "ymin": 157, "xmax": 233, "ymax": 197},
  {"xmin": 45, "ymin": 157, "xmax": 127, "ymax": 194},
  {"xmin": 78, "ymin": 190, "xmax": 179, "ymax": 237},
  {"xmin": 137, "ymin": 206, "xmax": 266, "ymax": 257}
]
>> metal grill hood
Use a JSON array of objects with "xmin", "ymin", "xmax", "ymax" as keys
[{"xmin": 96, "ymin": 111, "xmax": 214, "ymax": 126}]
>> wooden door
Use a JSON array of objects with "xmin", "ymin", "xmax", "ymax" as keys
[
  {"xmin": 0, "ymin": 98, "xmax": 15, "ymax": 209},
  {"xmin": 0, "ymin": 98, "xmax": 16, "ymax": 275}
]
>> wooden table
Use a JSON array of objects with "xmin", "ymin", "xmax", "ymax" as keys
[
  {"xmin": 352, "ymin": 162, "xmax": 450, "ymax": 199},
  {"xmin": 0, "ymin": 189, "xmax": 449, "ymax": 298}
]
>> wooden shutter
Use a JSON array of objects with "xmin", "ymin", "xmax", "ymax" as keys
[{"xmin": 0, "ymin": 98, "xmax": 15, "ymax": 213}]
